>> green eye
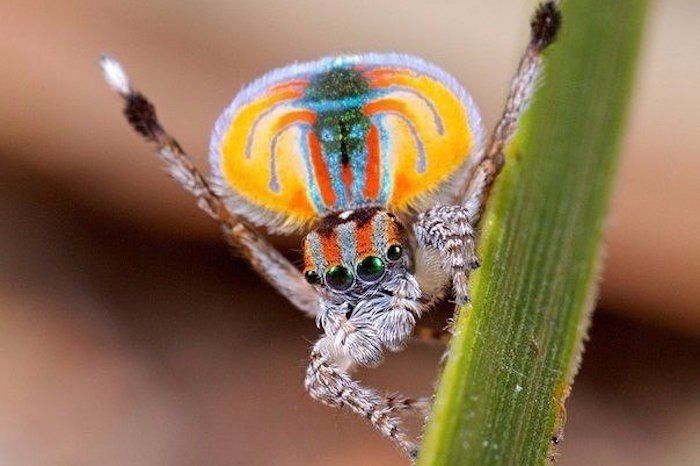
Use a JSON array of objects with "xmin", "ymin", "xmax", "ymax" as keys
[
  {"xmin": 386, "ymin": 245, "xmax": 403, "ymax": 261},
  {"xmin": 325, "ymin": 265, "xmax": 353, "ymax": 291},
  {"xmin": 357, "ymin": 256, "xmax": 385, "ymax": 282},
  {"xmin": 304, "ymin": 270, "xmax": 322, "ymax": 285}
]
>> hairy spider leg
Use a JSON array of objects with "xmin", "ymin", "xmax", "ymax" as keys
[{"xmin": 99, "ymin": 56, "xmax": 321, "ymax": 316}]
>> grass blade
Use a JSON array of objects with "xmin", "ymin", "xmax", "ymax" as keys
[{"xmin": 418, "ymin": 0, "xmax": 650, "ymax": 464}]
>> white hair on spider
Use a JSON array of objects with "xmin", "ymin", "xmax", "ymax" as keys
[{"xmin": 99, "ymin": 55, "xmax": 131, "ymax": 95}]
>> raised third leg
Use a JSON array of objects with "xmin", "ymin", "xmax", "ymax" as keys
[{"xmin": 414, "ymin": 2, "xmax": 561, "ymax": 303}]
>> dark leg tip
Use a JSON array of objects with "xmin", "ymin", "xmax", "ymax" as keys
[
  {"xmin": 530, "ymin": 1, "xmax": 562, "ymax": 51},
  {"xmin": 124, "ymin": 92, "xmax": 161, "ymax": 141}
]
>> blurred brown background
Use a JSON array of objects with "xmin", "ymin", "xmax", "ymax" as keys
[{"xmin": 1, "ymin": 1, "xmax": 698, "ymax": 465}]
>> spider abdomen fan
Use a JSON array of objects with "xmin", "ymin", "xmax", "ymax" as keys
[{"xmin": 209, "ymin": 53, "xmax": 484, "ymax": 233}]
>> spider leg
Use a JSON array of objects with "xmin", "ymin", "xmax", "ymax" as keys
[
  {"xmin": 414, "ymin": 204, "xmax": 478, "ymax": 303},
  {"xmin": 460, "ymin": 1, "xmax": 562, "ymax": 221},
  {"xmin": 414, "ymin": 2, "xmax": 561, "ymax": 303},
  {"xmin": 305, "ymin": 336, "xmax": 419, "ymax": 460},
  {"xmin": 307, "ymin": 275, "xmax": 431, "ymax": 459},
  {"xmin": 99, "ymin": 56, "xmax": 319, "ymax": 316}
]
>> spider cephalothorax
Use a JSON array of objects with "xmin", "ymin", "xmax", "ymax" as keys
[
  {"xmin": 302, "ymin": 208, "xmax": 411, "ymax": 297},
  {"xmin": 101, "ymin": 2, "xmax": 560, "ymax": 461},
  {"xmin": 303, "ymin": 207, "xmax": 420, "ymax": 364}
]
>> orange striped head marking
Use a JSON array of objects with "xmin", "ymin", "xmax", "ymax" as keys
[{"xmin": 302, "ymin": 207, "xmax": 408, "ymax": 292}]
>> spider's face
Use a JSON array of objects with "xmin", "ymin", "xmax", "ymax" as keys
[{"xmin": 302, "ymin": 207, "xmax": 412, "ymax": 302}]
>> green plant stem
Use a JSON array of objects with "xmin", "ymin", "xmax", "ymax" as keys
[{"xmin": 418, "ymin": 0, "xmax": 649, "ymax": 464}]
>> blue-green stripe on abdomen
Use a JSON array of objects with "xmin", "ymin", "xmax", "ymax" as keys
[{"xmin": 303, "ymin": 67, "xmax": 377, "ymax": 210}]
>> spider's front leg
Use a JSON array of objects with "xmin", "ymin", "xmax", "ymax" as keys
[
  {"xmin": 305, "ymin": 336, "xmax": 420, "ymax": 459},
  {"xmin": 305, "ymin": 273, "xmax": 430, "ymax": 461}
]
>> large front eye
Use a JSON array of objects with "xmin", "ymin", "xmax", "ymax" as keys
[
  {"xmin": 356, "ymin": 256, "xmax": 385, "ymax": 282},
  {"xmin": 325, "ymin": 265, "xmax": 353, "ymax": 291}
]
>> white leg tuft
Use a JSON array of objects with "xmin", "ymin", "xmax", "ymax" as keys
[{"xmin": 99, "ymin": 54, "xmax": 131, "ymax": 95}]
